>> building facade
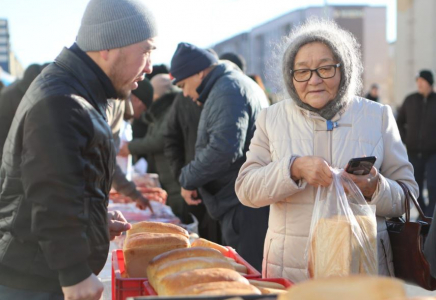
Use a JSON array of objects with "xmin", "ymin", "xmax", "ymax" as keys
[
  {"xmin": 213, "ymin": 5, "xmax": 391, "ymax": 104},
  {"xmin": 395, "ymin": 0, "xmax": 436, "ymax": 108},
  {"xmin": 0, "ymin": 19, "xmax": 9, "ymax": 73},
  {"xmin": 0, "ymin": 19, "xmax": 23, "ymax": 79}
]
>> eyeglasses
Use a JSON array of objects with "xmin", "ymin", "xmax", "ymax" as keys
[{"xmin": 290, "ymin": 63, "xmax": 341, "ymax": 82}]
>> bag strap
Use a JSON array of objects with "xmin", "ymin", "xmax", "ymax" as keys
[{"xmin": 396, "ymin": 181, "xmax": 431, "ymax": 222}]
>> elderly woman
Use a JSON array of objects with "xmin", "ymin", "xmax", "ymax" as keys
[{"xmin": 235, "ymin": 19, "xmax": 418, "ymax": 282}]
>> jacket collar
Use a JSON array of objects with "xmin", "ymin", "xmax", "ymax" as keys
[
  {"xmin": 196, "ymin": 63, "xmax": 229, "ymax": 104},
  {"xmin": 293, "ymin": 100, "xmax": 347, "ymax": 131},
  {"xmin": 54, "ymin": 44, "xmax": 117, "ymax": 120}
]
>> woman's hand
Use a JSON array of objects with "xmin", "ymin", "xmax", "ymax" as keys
[
  {"xmin": 291, "ymin": 156, "xmax": 332, "ymax": 187},
  {"xmin": 344, "ymin": 166, "xmax": 379, "ymax": 199}
]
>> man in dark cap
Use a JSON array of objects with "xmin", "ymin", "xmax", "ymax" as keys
[
  {"xmin": 131, "ymin": 78, "xmax": 154, "ymax": 143},
  {"xmin": 170, "ymin": 42, "xmax": 269, "ymax": 271},
  {"xmin": 397, "ymin": 70, "xmax": 436, "ymax": 217},
  {"xmin": 0, "ymin": 0, "xmax": 158, "ymax": 298}
]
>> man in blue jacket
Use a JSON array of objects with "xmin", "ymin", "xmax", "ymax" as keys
[{"xmin": 170, "ymin": 43, "xmax": 270, "ymax": 271}]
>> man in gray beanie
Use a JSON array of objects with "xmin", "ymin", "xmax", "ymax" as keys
[{"xmin": 0, "ymin": 0, "xmax": 158, "ymax": 299}]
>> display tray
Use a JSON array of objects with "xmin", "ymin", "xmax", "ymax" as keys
[
  {"xmin": 127, "ymin": 295, "xmax": 278, "ymax": 300},
  {"xmin": 113, "ymin": 246, "xmax": 261, "ymax": 300},
  {"xmin": 143, "ymin": 278, "xmax": 293, "ymax": 296}
]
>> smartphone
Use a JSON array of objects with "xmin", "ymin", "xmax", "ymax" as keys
[{"xmin": 345, "ymin": 156, "xmax": 377, "ymax": 175}]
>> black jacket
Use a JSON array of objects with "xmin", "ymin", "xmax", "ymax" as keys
[
  {"xmin": 0, "ymin": 46, "xmax": 116, "ymax": 293},
  {"xmin": 179, "ymin": 63, "xmax": 269, "ymax": 220},
  {"xmin": 397, "ymin": 92, "xmax": 436, "ymax": 155},
  {"xmin": 164, "ymin": 92, "xmax": 202, "ymax": 180},
  {"xmin": 0, "ymin": 64, "xmax": 44, "ymax": 164}
]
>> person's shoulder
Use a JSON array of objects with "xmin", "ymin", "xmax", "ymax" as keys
[
  {"xmin": 260, "ymin": 98, "xmax": 293, "ymax": 118},
  {"xmin": 404, "ymin": 92, "xmax": 420, "ymax": 102},
  {"xmin": 348, "ymin": 96, "xmax": 386, "ymax": 116},
  {"xmin": 30, "ymin": 94, "xmax": 91, "ymax": 118}
]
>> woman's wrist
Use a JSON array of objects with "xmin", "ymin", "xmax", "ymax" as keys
[
  {"xmin": 290, "ymin": 157, "xmax": 302, "ymax": 182},
  {"xmin": 363, "ymin": 172, "xmax": 380, "ymax": 200}
]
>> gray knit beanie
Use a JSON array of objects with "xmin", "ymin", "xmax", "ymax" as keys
[{"xmin": 76, "ymin": 0, "xmax": 158, "ymax": 51}]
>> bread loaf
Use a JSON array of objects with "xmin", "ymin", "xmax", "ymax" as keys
[
  {"xmin": 308, "ymin": 214, "xmax": 378, "ymax": 278},
  {"xmin": 355, "ymin": 215, "xmax": 378, "ymax": 275},
  {"xmin": 149, "ymin": 257, "xmax": 234, "ymax": 288},
  {"xmin": 258, "ymin": 287, "xmax": 288, "ymax": 295},
  {"xmin": 279, "ymin": 276, "xmax": 406, "ymax": 300},
  {"xmin": 147, "ymin": 247, "xmax": 224, "ymax": 281},
  {"xmin": 308, "ymin": 217, "xmax": 357, "ymax": 278},
  {"xmin": 157, "ymin": 268, "xmax": 249, "ymax": 296},
  {"xmin": 191, "ymin": 238, "xmax": 230, "ymax": 255},
  {"xmin": 248, "ymin": 279, "xmax": 286, "ymax": 290},
  {"xmin": 123, "ymin": 232, "xmax": 189, "ymax": 278},
  {"xmin": 177, "ymin": 281, "xmax": 261, "ymax": 296},
  {"xmin": 126, "ymin": 221, "xmax": 189, "ymax": 240},
  {"xmin": 229, "ymin": 261, "xmax": 248, "ymax": 274}
]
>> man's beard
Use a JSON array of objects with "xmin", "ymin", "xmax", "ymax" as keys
[
  {"xmin": 115, "ymin": 88, "xmax": 131, "ymax": 101},
  {"xmin": 109, "ymin": 55, "xmax": 132, "ymax": 100}
]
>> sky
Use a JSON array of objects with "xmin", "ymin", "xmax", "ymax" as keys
[{"xmin": 0, "ymin": 0, "xmax": 396, "ymax": 70}]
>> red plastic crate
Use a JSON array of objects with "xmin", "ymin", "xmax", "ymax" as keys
[
  {"xmin": 112, "ymin": 246, "xmax": 261, "ymax": 299},
  {"xmin": 143, "ymin": 280, "xmax": 157, "ymax": 296},
  {"xmin": 112, "ymin": 250, "xmax": 146, "ymax": 300},
  {"xmin": 226, "ymin": 247, "xmax": 261, "ymax": 279},
  {"xmin": 142, "ymin": 277, "xmax": 293, "ymax": 296}
]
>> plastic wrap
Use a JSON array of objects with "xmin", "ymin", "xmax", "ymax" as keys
[{"xmin": 306, "ymin": 168, "xmax": 378, "ymax": 278}]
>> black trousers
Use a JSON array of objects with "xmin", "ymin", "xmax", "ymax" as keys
[
  {"xmin": 221, "ymin": 204, "xmax": 269, "ymax": 272},
  {"xmin": 409, "ymin": 153, "xmax": 436, "ymax": 217},
  {"xmin": 188, "ymin": 202, "xmax": 222, "ymax": 244}
]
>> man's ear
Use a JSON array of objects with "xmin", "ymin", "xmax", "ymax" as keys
[
  {"xmin": 99, "ymin": 49, "xmax": 110, "ymax": 61},
  {"xmin": 198, "ymin": 70, "xmax": 205, "ymax": 80}
]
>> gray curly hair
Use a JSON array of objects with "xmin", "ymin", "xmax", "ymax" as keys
[{"xmin": 279, "ymin": 18, "xmax": 363, "ymax": 119}]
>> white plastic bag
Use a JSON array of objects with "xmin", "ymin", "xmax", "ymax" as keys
[{"xmin": 306, "ymin": 168, "xmax": 378, "ymax": 278}]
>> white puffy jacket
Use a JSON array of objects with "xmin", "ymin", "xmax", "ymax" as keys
[{"xmin": 235, "ymin": 97, "xmax": 419, "ymax": 282}]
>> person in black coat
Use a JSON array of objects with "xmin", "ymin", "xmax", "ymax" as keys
[
  {"xmin": 164, "ymin": 92, "xmax": 222, "ymax": 243},
  {"xmin": 365, "ymin": 83, "xmax": 379, "ymax": 102},
  {"xmin": 0, "ymin": 63, "xmax": 47, "ymax": 164},
  {"xmin": 0, "ymin": 0, "xmax": 158, "ymax": 299},
  {"xmin": 397, "ymin": 70, "xmax": 436, "ymax": 217}
]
